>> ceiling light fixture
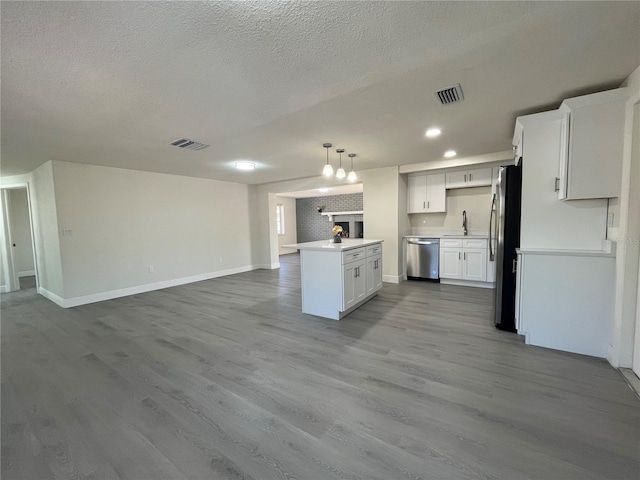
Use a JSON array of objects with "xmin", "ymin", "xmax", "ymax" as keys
[
  {"xmin": 318, "ymin": 188, "xmax": 330, "ymax": 192},
  {"xmin": 235, "ymin": 161, "xmax": 256, "ymax": 170},
  {"xmin": 335, "ymin": 149, "xmax": 346, "ymax": 179},
  {"xmin": 322, "ymin": 143, "xmax": 334, "ymax": 176},
  {"xmin": 444, "ymin": 150, "xmax": 457, "ymax": 158},
  {"xmin": 425, "ymin": 128, "xmax": 441, "ymax": 138},
  {"xmin": 347, "ymin": 153, "xmax": 357, "ymax": 182}
]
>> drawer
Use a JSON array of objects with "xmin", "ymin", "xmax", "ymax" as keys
[
  {"xmin": 440, "ymin": 238, "xmax": 462, "ymax": 248},
  {"xmin": 366, "ymin": 243, "xmax": 382, "ymax": 257},
  {"xmin": 463, "ymin": 238, "xmax": 487, "ymax": 249},
  {"xmin": 342, "ymin": 247, "xmax": 366, "ymax": 264}
]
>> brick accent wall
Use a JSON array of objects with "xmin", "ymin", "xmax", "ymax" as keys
[{"xmin": 296, "ymin": 193, "xmax": 363, "ymax": 242}]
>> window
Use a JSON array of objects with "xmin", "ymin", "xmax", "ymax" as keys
[{"xmin": 276, "ymin": 204, "xmax": 285, "ymax": 235}]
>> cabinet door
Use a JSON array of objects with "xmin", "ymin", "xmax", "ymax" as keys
[
  {"xmin": 343, "ymin": 260, "xmax": 365, "ymax": 310},
  {"xmin": 445, "ymin": 171, "xmax": 467, "ymax": 189},
  {"xmin": 366, "ymin": 254, "xmax": 383, "ymax": 295},
  {"xmin": 463, "ymin": 249, "xmax": 487, "ymax": 282},
  {"xmin": 426, "ymin": 173, "xmax": 446, "ymax": 212},
  {"xmin": 439, "ymin": 248, "xmax": 462, "ymax": 279},
  {"xmin": 556, "ymin": 112, "xmax": 570, "ymax": 200},
  {"xmin": 566, "ymin": 100, "xmax": 625, "ymax": 199},
  {"xmin": 354, "ymin": 260, "xmax": 367, "ymax": 304},
  {"xmin": 407, "ymin": 174, "xmax": 427, "ymax": 213},
  {"xmin": 467, "ymin": 168, "xmax": 492, "ymax": 187}
]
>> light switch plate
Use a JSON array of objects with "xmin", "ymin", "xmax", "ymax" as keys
[{"xmin": 62, "ymin": 229, "xmax": 73, "ymax": 237}]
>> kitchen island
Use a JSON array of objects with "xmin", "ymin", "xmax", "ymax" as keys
[{"xmin": 283, "ymin": 239, "xmax": 383, "ymax": 320}]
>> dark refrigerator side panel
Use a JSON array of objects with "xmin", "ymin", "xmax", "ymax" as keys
[{"xmin": 495, "ymin": 164, "xmax": 522, "ymax": 332}]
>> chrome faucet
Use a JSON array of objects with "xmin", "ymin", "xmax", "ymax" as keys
[{"xmin": 462, "ymin": 210, "xmax": 468, "ymax": 236}]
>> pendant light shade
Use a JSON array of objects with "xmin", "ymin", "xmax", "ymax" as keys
[
  {"xmin": 322, "ymin": 143, "xmax": 333, "ymax": 176},
  {"xmin": 347, "ymin": 153, "xmax": 357, "ymax": 182},
  {"xmin": 335, "ymin": 149, "xmax": 346, "ymax": 179}
]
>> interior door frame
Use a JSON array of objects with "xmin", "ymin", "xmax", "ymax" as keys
[{"xmin": 0, "ymin": 182, "xmax": 39, "ymax": 292}]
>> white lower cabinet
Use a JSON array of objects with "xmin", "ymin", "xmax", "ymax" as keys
[
  {"xmin": 366, "ymin": 254, "xmax": 383, "ymax": 296},
  {"xmin": 343, "ymin": 259, "xmax": 366, "ymax": 310},
  {"xmin": 440, "ymin": 248, "xmax": 463, "ymax": 279},
  {"xmin": 462, "ymin": 249, "xmax": 487, "ymax": 282},
  {"xmin": 439, "ymin": 238, "xmax": 488, "ymax": 282}
]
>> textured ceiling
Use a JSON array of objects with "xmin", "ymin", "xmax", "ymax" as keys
[{"xmin": 2, "ymin": 1, "xmax": 639, "ymax": 184}]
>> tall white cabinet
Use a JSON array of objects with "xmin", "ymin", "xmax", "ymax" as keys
[{"xmin": 512, "ymin": 87, "xmax": 625, "ymax": 358}]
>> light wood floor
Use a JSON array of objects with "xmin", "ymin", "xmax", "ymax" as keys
[{"xmin": 2, "ymin": 255, "xmax": 639, "ymax": 479}]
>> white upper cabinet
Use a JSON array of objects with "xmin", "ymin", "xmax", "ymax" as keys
[
  {"xmin": 407, "ymin": 173, "xmax": 446, "ymax": 213},
  {"xmin": 445, "ymin": 168, "xmax": 492, "ymax": 189},
  {"xmin": 557, "ymin": 88, "xmax": 626, "ymax": 200}
]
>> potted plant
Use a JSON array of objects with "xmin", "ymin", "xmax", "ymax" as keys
[{"xmin": 332, "ymin": 225, "xmax": 343, "ymax": 243}]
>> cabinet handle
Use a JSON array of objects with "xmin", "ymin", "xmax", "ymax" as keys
[
  {"xmin": 469, "ymin": 174, "xmax": 473, "ymax": 182},
  {"xmin": 458, "ymin": 252, "xmax": 461, "ymax": 260},
  {"xmin": 427, "ymin": 201, "xmax": 430, "ymax": 209},
  {"xmin": 423, "ymin": 201, "xmax": 426, "ymax": 209},
  {"xmin": 464, "ymin": 252, "xmax": 467, "ymax": 260},
  {"xmin": 554, "ymin": 177, "xmax": 560, "ymax": 192},
  {"xmin": 464, "ymin": 174, "xmax": 467, "ymax": 183},
  {"xmin": 512, "ymin": 260, "xmax": 517, "ymax": 274}
]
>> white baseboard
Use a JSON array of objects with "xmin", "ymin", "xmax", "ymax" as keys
[
  {"xmin": 18, "ymin": 270, "xmax": 35, "ymax": 277},
  {"xmin": 382, "ymin": 274, "xmax": 402, "ymax": 284},
  {"xmin": 38, "ymin": 287, "xmax": 65, "ymax": 307},
  {"xmin": 255, "ymin": 263, "xmax": 280, "ymax": 269},
  {"xmin": 42, "ymin": 264, "xmax": 263, "ymax": 309},
  {"xmin": 0, "ymin": 285, "xmax": 10, "ymax": 293},
  {"xmin": 606, "ymin": 343, "xmax": 617, "ymax": 367},
  {"xmin": 440, "ymin": 279, "xmax": 496, "ymax": 289}
]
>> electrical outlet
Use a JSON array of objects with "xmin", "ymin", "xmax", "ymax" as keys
[
  {"xmin": 149, "ymin": 266, "xmax": 154, "ymax": 273},
  {"xmin": 62, "ymin": 229, "xmax": 73, "ymax": 237}
]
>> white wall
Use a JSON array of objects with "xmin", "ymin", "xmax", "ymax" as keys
[
  {"xmin": 31, "ymin": 162, "xmax": 64, "ymax": 297},
  {"xmin": 276, "ymin": 196, "xmax": 297, "ymax": 255},
  {"xmin": 51, "ymin": 161, "xmax": 253, "ymax": 302},
  {"xmin": 409, "ymin": 186, "xmax": 492, "ymax": 235},
  {"xmin": 361, "ymin": 166, "xmax": 402, "ymax": 282},
  {"xmin": 8, "ymin": 189, "xmax": 35, "ymax": 275}
]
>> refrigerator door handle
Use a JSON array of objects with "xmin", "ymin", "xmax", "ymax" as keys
[{"xmin": 489, "ymin": 193, "xmax": 496, "ymax": 261}]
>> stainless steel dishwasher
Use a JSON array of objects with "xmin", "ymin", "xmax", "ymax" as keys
[{"xmin": 406, "ymin": 237, "xmax": 440, "ymax": 280}]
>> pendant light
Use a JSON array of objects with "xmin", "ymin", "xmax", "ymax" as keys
[
  {"xmin": 347, "ymin": 153, "xmax": 357, "ymax": 182},
  {"xmin": 335, "ymin": 148, "xmax": 346, "ymax": 179},
  {"xmin": 322, "ymin": 143, "xmax": 333, "ymax": 176}
]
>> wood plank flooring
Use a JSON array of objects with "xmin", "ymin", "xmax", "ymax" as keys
[{"xmin": 2, "ymin": 254, "xmax": 639, "ymax": 479}]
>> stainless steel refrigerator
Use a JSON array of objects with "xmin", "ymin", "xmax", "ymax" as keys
[{"xmin": 489, "ymin": 164, "xmax": 522, "ymax": 332}]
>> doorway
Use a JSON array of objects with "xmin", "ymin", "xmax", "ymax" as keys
[{"xmin": 1, "ymin": 186, "xmax": 38, "ymax": 293}]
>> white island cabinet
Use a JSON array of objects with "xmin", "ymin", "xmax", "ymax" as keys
[{"xmin": 283, "ymin": 239, "xmax": 383, "ymax": 320}]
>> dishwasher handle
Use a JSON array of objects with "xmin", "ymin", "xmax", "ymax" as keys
[{"xmin": 407, "ymin": 240, "xmax": 439, "ymax": 245}]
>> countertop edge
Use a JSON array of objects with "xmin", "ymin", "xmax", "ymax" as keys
[
  {"xmin": 283, "ymin": 239, "xmax": 384, "ymax": 252},
  {"xmin": 516, "ymin": 248, "xmax": 615, "ymax": 258}
]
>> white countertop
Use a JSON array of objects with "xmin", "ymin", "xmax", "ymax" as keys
[
  {"xmin": 403, "ymin": 234, "xmax": 489, "ymax": 239},
  {"xmin": 516, "ymin": 247, "xmax": 615, "ymax": 258},
  {"xmin": 283, "ymin": 238, "xmax": 383, "ymax": 252}
]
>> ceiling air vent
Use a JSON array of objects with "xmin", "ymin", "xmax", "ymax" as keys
[
  {"xmin": 169, "ymin": 138, "xmax": 209, "ymax": 151},
  {"xmin": 434, "ymin": 84, "xmax": 464, "ymax": 105}
]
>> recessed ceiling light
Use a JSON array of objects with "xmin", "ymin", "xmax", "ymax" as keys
[
  {"xmin": 318, "ymin": 188, "xmax": 330, "ymax": 192},
  {"xmin": 444, "ymin": 150, "xmax": 457, "ymax": 158},
  {"xmin": 235, "ymin": 161, "xmax": 256, "ymax": 170},
  {"xmin": 425, "ymin": 128, "xmax": 441, "ymax": 138}
]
